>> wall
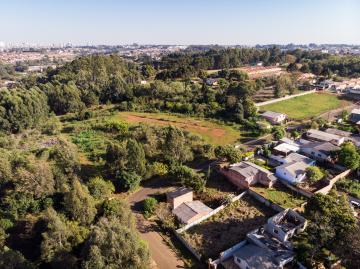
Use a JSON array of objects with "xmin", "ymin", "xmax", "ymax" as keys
[
  {"xmin": 174, "ymin": 231, "xmax": 202, "ymax": 261},
  {"xmin": 315, "ymin": 169, "xmax": 351, "ymax": 195},
  {"xmin": 278, "ymin": 179, "xmax": 313, "ymax": 198},
  {"xmin": 172, "ymin": 191, "xmax": 193, "ymax": 209}
]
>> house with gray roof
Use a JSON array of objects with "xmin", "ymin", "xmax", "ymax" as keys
[
  {"xmin": 172, "ymin": 200, "xmax": 212, "ymax": 225},
  {"xmin": 306, "ymin": 129, "xmax": 344, "ymax": 146},
  {"xmin": 220, "ymin": 161, "xmax": 277, "ymax": 189},
  {"xmin": 300, "ymin": 141, "xmax": 340, "ymax": 162},
  {"xmin": 275, "ymin": 153, "xmax": 315, "ymax": 184},
  {"xmin": 261, "ymin": 111, "xmax": 287, "ymax": 124}
]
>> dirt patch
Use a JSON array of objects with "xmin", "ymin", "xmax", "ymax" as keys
[{"xmin": 181, "ymin": 195, "xmax": 276, "ymax": 259}]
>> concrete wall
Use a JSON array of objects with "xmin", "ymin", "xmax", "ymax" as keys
[
  {"xmin": 209, "ymin": 240, "xmax": 248, "ymax": 268},
  {"xmin": 315, "ymin": 169, "xmax": 351, "ymax": 195},
  {"xmin": 171, "ymin": 191, "xmax": 193, "ymax": 209},
  {"xmin": 174, "ymin": 231, "xmax": 202, "ymax": 261}
]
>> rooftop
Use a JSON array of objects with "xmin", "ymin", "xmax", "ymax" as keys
[
  {"xmin": 172, "ymin": 201, "xmax": 212, "ymax": 224},
  {"xmin": 301, "ymin": 141, "xmax": 340, "ymax": 155},
  {"xmin": 283, "ymin": 153, "xmax": 314, "ymax": 165},
  {"xmin": 307, "ymin": 129, "xmax": 342, "ymax": 142},
  {"xmin": 262, "ymin": 111, "xmax": 286, "ymax": 119},
  {"xmin": 166, "ymin": 187, "xmax": 192, "ymax": 199},
  {"xmin": 325, "ymin": 128, "xmax": 352, "ymax": 138}
]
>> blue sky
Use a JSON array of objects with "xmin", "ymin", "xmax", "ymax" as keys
[{"xmin": 0, "ymin": 0, "xmax": 359, "ymax": 45}]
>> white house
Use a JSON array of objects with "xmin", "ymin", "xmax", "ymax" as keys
[
  {"xmin": 275, "ymin": 153, "xmax": 315, "ymax": 184},
  {"xmin": 261, "ymin": 111, "xmax": 287, "ymax": 124}
]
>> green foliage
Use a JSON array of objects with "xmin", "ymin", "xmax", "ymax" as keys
[
  {"xmin": 81, "ymin": 217, "xmax": 150, "ymax": 269},
  {"xmin": 336, "ymin": 178, "xmax": 360, "ymax": 199},
  {"xmin": 294, "ymin": 191, "xmax": 357, "ymax": 267},
  {"xmin": 126, "ymin": 139, "xmax": 146, "ymax": 176},
  {"xmin": 336, "ymin": 142, "xmax": 360, "ymax": 170},
  {"xmin": 41, "ymin": 114, "xmax": 62, "ymax": 135},
  {"xmin": 215, "ymin": 145, "xmax": 242, "ymax": 163},
  {"xmin": 143, "ymin": 197, "xmax": 158, "ymax": 218},
  {"xmin": 0, "ymin": 87, "xmax": 49, "ymax": 133},
  {"xmin": 150, "ymin": 162, "xmax": 168, "ymax": 176},
  {"xmin": 63, "ymin": 178, "xmax": 97, "ymax": 225},
  {"xmin": 171, "ymin": 165, "xmax": 206, "ymax": 192},
  {"xmin": 87, "ymin": 176, "xmax": 115, "ymax": 200},
  {"xmin": 305, "ymin": 166, "xmax": 324, "ymax": 184},
  {"xmin": 272, "ymin": 125, "xmax": 286, "ymax": 140},
  {"xmin": 163, "ymin": 126, "xmax": 193, "ymax": 163},
  {"xmin": 115, "ymin": 170, "xmax": 142, "ymax": 191}
]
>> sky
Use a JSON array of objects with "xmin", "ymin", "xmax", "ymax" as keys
[{"xmin": 0, "ymin": 0, "xmax": 359, "ymax": 45}]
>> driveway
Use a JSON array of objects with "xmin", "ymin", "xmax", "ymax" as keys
[{"xmin": 128, "ymin": 179, "xmax": 186, "ymax": 269}]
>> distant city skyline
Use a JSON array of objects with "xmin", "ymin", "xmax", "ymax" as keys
[{"xmin": 1, "ymin": 0, "xmax": 360, "ymax": 45}]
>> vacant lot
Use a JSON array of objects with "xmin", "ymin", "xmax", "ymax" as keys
[
  {"xmin": 181, "ymin": 195, "xmax": 276, "ymax": 259},
  {"xmin": 260, "ymin": 93, "xmax": 351, "ymax": 119},
  {"xmin": 250, "ymin": 183, "xmax": 307, "ymax": 209},
  {"xmin": 115, "ymin": 112, "xmax": 241, "ymax": 145}
]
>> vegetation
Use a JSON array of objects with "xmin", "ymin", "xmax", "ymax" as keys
[
  {"xmin": 305, "ymin": 166, "xmax": 325, "ymax": 184},
  {"xmin": 294, "ymin": 191, "xmax": 358, "ymax": 269},
  {"xmin": 335, "ymin": 142, "xmax": 360, "ymax": 170},
  {"xmin": 336, "ymin": 177, "xmax": 360, "ymax": 199},
  {"xmin": 261, "ymin": 93, "xmax": 350, "ymax": 119},
  {"xmin": 143, "ymin": 197, "xmax": 158, "ymax": 218}
]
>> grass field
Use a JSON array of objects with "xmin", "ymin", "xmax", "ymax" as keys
[
  {"xmin": 260, "ymin": 93, "xmax": 351, "ymax": 119},
  {"xmin": 114, "ymin": 112, "xmax": 241, "ymax": 145},
  {"xmin": 250, "ymin": 183, "xmax": 307, "ymax": 209}
]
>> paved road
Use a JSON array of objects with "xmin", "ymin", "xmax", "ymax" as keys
[{"xmin": 128, "ymin": 180, "xmax": 186, "ymax": 269}]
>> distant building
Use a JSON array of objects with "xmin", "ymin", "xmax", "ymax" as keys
[
  {"xmin": 261, "ymin": 111, "xmax": 287, "ymax": 124},
  {"xmin": 205, "ymin": 78, "xmax": 218, "ymax": 86},
  {"xmin": 273, "ymin": 142, "xmax": 300, "ymax": 157},
  {"xmin": 220, "ymin": 161, "xmax": 277, "ymax": 189},
  {"xmin": 350, "ymin": 108, "xmax": 360, "ymax": 123},
  {"xmin": 306, "ymin": 129, "xmax": 344, "ymax": 146}
]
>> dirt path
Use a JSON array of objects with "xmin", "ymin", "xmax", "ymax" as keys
[{"xmin": 128, "ymin": 180, "xmax": 186, "ymax": 269}]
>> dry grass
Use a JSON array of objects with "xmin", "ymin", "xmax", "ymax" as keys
[{"xmin": 181, "ymin": 195, "xmax": 276, "ymax": 259}]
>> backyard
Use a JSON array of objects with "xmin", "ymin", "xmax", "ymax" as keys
[
  {"xmin": 114, "ymin": 111, "xmax": 242, "ymax": 145},
  {"xmin": 181, "ymin": 195, "xmax": 276, "ymax": 259},
  {"xmin": 250, "ymin": 182, "xmax": 307, "ymax": 209},
  {"xmin": 260, "ymin": 93, "xmax": 351, "ymax": 119}
]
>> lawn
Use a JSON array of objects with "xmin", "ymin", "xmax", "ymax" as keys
[
  {"xmin": 114, "ymin": 112, "xmax": 241, "ymax": 145},
  {"xmin": 260, "ymin": 93, "xmax": 351, "ymax": 119},
  {"xmin": 336, "ymin": 178, "xmax": 360, "ymax": 199},
  {"xmin": 250, "ymin": 182, "xmax": 307, "ymax": 209},
  {"xmin": 181, "ymin": 195, "xmax": 276, "ymax": 259}
]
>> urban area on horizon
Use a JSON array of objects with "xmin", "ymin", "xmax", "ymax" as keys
[{"xmin": 1, "ymin": 1, "xmax": 360, "ymax": 269}]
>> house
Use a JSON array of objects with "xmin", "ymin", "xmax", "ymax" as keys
[
  {"xmin": 300, "ymin": 141, "xmax": 340, "ymax": 162},
  {"xmin": 272, "ymin": 142, "xmax": 300, "ymax": 156},
  {"xmin": 350, "ymin": 108, "xmax": 360, "ymax": 123},
  {"xmin": 275, "ymin": 153, "xmax": 315, "ymax": 184},
  {"xmin": 220, "ymin": 161, "xmax": 277, "ymax": 189},
  {"xmin": 232, "ymin": 209, "xmax": 307, "ymax": 269},
  {"xmin": 172, "ymin": 201, "xmax": 212, "ymax": 224},
  {"xmin": 306, "ymin": 129, "xmax": 344, "ymax": 146},
  {"xmin": 326, "ymin": 128, "xmax": 360, "ymax": 147},
  {"xmin": 261, "ymin": 111, "xmax": 287, "ymax": 124},
  {"xmin": 166, "ymin": 187, "xmax": 193, "ymax": 209},
  {"xmin": 205, "ymin": 78, "xmax": 218, "ymax": 86}
]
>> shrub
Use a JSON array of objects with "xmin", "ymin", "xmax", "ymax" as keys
[{"xmin": 143, "ymin": 197, "xmax": 158, "ymax": 218}]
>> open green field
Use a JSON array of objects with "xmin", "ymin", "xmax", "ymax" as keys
[
  {"xmin": 251, "ymin": 183, "xmax": 307, "ymax": 209},
  {"xmin": 260, "ymin": 93, "xmax": 351, "ymax": 119},
  {"xmin": 114, "ymin": 112, "xmax": 241, "ymax": 145}
]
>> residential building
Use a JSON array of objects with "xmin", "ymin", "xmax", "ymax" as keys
[
  {"xmin": 306, "ymin": 129, "xmax": 344, "ymax": 146},
  {"xmin": 300, "ymin": 141, "xmax": 340, "ymax": 162},
  {"xmin": 326, "ymin": 128, "xmax": 360, "ymax": 147},
  {"xmin": 166, "ymin": 187, "xmax": 193, "ymax": 209},
  {"xmin": 220, "ymin": 161, "xmax": 277, "ymax": 189},
  {"xmin": 172, "ymin": 201, "xmax": 212, "ymax": 224},
  {"xmin": 275, "ymin": 153, "xmax": 315, "ymax": 184},
  {"xmin": 232, "ymin": 209, "xmax": 307, "ymax": 269},
  {"xmin": 350, "ymin": 108, "xmax": 360, "ymax": 123},
  {"xmin": 261, "ymin": 111, "xmax": 287, "ymax": 124},
  {"xmin": 272, "ymin": 142, "xmax": 300, "ymax": 156}
]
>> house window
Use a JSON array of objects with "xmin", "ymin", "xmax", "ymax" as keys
[
  {"xmin": 273, "ymin": 229, "xmax": 279, "ymax": 234},
  {"xmin": 311, "ymin": 151, "xmax": 315, "ymax": 155},
  {"xmin": 318, "ymin": 154, "xmax": 321, "ymax": 157}
]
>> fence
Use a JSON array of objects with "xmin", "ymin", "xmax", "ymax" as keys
[
  {"xmin": 174, "ymin": 231, "xmax": 202, "ymax": 261},
  {"xmin": 315, "ymin": 169, "xmax": 351, "ymax": 195}
]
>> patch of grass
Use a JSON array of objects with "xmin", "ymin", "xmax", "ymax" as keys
[
  {"xmin": 260, "ymin": 93, "xmax": 351, "ymax": 119},
  {"xmin": 251, "ymin": 183, "xmax": 307, "ymax": 209},
  {"xmin": 114, "ymin": 111, "xmax": 241, "ymax": 145},
  {"xmin": 71, "ymin": 130, "xmax": 108, "ymax": 161},
  {"xmin": 336, "ymin": 178, "xmax": 360, "ymax": 199}
]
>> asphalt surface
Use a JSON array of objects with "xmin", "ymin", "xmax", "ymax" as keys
[{"xmin": 128, "ymin": 180, "xmax": 186, "ymax": 269}]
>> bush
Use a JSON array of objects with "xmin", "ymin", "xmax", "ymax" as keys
[
  {"xmin": 143, "ymin": 197, "xmax": 158, "ymax": 218},
  {"xmin": 87, "ymin": 176, "xmax": 115, "ymax": 200}
]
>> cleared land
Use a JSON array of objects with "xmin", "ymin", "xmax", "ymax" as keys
[
  {"xmin": 115, "ymin": 112, "xmax": 241, "ymax": 145},
  {"xmin": 250, "ymin": 183, "xmax": 307, "ymax": 209},
  {"xmin": 260, "ymin": 93, "xmax": 351, "ymax": 119},
  {"xmin": 181, "ymin": 195, "xmax": 276, "ymax": 259}
]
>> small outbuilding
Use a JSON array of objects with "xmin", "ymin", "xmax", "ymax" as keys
[
  {"xmin": 172, "ymin": 201, "xmax": 212, "ymax": 224},
  {"xmin": 261, "ymin": 111, "xmax": 287, "ymax": 124},
  {"xmin": 166, "ymin": 187, "xmax": 193, "ymax": 209}
]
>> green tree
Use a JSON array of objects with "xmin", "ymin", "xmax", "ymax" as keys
[
  {"xmin": 215, "ymin": 145, "xmax": 242, "ymax": 163},
  {"xmin": 171, "ymin": 165, "xmax": 206, "ymax": 192},
  {"xmin": 143, "ymin": 197, "xmax": 158, "ymax": 218},
  {"xmin": 63, "ymin": 178, "xmax": 97, "ymax": 225},
  {"xmin": 163, "ymin": 126, "xmax": 193, "ymax": 163},
  {"xmin": 272, "ymin": 126, "xmax": 286, "ymax": 140},
  {"xmin": 81, "ymin": 217, "xmax": 150, "ymax": 269},
  {"xmin": 87, "ymin": 176, "xmax": 115, "ymax": 200},
  {"xmin": 337, "ymin": 142, "xmax": 360, "ymax": 170},
  {"xmin": 115, "ymin": 170, "xmax": 142, "ymax": 191},
  {"xmin": 126, "ymin": 139, "xmax": 146, "ymax": 176},
  {"xmin": 305, "ymin": 166, "xmax": 324, "ymax": 184}
]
